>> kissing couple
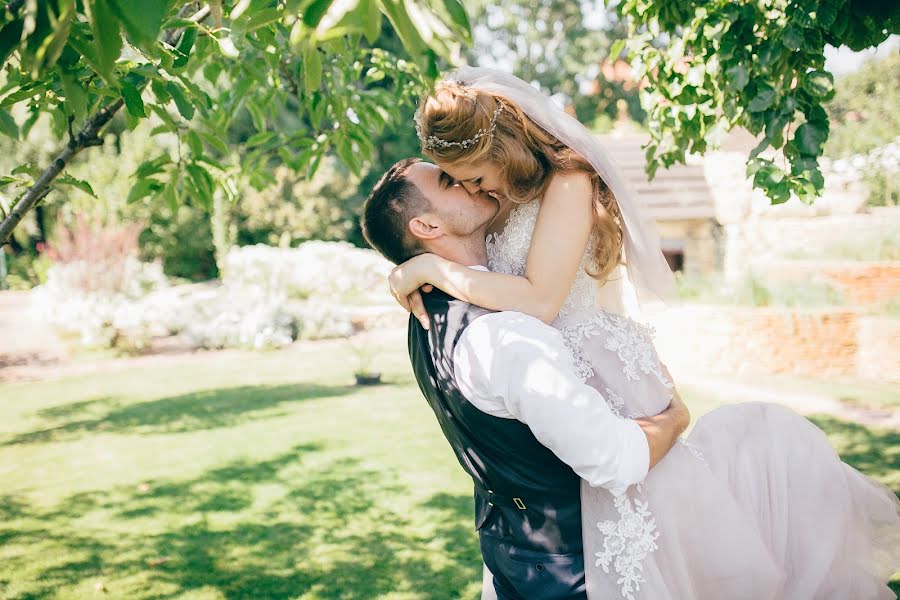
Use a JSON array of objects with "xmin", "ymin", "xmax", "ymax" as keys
[{"xmin": 361, "ymin": 67, "xmax": 900, "ymax": 599}]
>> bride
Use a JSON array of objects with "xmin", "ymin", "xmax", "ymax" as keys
[{"xmin": 388, "ymin": 67, "xmax": 900, "ymax": 599}]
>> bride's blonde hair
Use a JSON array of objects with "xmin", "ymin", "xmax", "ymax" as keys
[{"xmin": 416, "ymin": 79, "xmax": 624, "ymax": 284}]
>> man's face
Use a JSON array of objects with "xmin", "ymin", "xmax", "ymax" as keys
[
  {"xmin": 406, "ymin": 161, "xmax": 499, "ymax": 237},
  {"xmin": 436, "ymin": 160, "xmax": 506, "ymax": 201}
]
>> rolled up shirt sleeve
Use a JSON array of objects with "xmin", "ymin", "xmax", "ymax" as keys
[{"xmin": 454, "ymin": 311, "xmax": 650, "ymax": 490}]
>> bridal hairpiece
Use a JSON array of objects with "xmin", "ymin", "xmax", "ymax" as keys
[{"xmin": 415, "ymin": 100, "xmax": 506, "ymax": 151}]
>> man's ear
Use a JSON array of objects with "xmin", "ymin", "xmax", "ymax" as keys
[{"xmin": 408, "ymin": 214, "xmax": 442, "ymax": 242}]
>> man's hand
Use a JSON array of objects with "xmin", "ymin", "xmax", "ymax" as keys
[
  {"xmin": 388, "ymin": 254, "xmax": 436, "ymax": 330},
  {"xmin": 634, "ymin": 387, "xmax": 690, "ymax": 471}
]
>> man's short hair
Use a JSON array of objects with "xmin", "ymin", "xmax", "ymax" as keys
[{"xmin": 361, "ymin": 157, "xmax": 431, "ymax": 264}]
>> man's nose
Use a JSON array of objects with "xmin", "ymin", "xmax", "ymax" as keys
[{"xmin": 461, "ymin": 181, "xmax": 481, "ymax": 195}]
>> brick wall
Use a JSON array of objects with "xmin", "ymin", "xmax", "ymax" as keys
[
  {"xmin": 652, "ymin": 305, "xmax": 899, "ymax": 383},
  {"xmin": 753, "ymin": 261, "xmax": 900, "ymax": 305},
  {"xmin": 721, "ymin": 207, "xmax": 900, "ymax": 281}
]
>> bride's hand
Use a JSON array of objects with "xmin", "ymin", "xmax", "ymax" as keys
[{"xmin": 388, "ymin": 254, "xmax": 437, "ymax": 330}]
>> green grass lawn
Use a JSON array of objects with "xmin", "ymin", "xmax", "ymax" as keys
[{"xmin": 1, "ymin": 333, "xmax": 897, "ymax": 599}]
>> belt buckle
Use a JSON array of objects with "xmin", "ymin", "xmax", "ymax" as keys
[{"xmin": 513, "ymin": 497, "xmax": 526, "ymax": 510}]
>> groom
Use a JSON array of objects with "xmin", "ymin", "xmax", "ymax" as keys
[{"xmin": 361, "ymin": 158, "xmax": 689, "ymax": 599}]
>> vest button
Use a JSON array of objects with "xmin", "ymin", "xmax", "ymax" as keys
[{"xmin": 536, "ymin": 563, "xmax": 545, "ymax": 572}]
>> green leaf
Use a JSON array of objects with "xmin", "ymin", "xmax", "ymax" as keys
[
  {"xmin": 57, "ymin": 173, "xmax": 97, "ymax": 197},
  {"xmin": 172, "ymin": 27, "xmax": 197, "ymax": 70},
  {"xmin": 185, "ymin": 163, "xmax": 214, "ymax": 208},
  {"xmin": 609, "ymin": 38, "xmax": 626, "ymax": 61},
  {"xmin": 120, "ymin": 80, "xmax": 146, "ymax": 118},
  {"xmin": 148, "ymin": 103, "xmax": 179, "ymax": 132},
  {"xmin": 793, "ymin": 122, "xmax": 828, "ymax": 156},
  {"xmin": 379, "ymin": 0, "xmax": 427, "ymax": 62},
  {"xmin": 198, "ymin": 129, "xmax": 229, "ymax": 155},
  {"xmin": 0, "ymin": 108, "xmax": 17, "ymax": 139},
  {"xmin": 725, "ymin": 63, "xmax": 749, "ymax": 91},
  {"xmin": 108, "ymin": 0, "xmax": 170, "ymax": 46},
  {"xmin": 59, "ymin": 71, "xmax": 87, "ymax": 123},
  {"xmin": 0, "ymin": 175, "xmax": 23, "ymax": 188},
  {"xmin": 135, "ymin": 155, "xmax": 171, "ymax": 178},
  {"xmin": 0, "ymin": 18, "xmax": 25, "ymax": 68},
  {"xmin": 185, "ymin": 129, "xmax": 204, "ymax": 157},
  {"xmin": 246, "ymin": 131, "xmax": 276, "ymax": 147},
  {"xmin": 442, "ymin": 0, "xmax": 471, "ymax": 40},
  {"xmin": 748, "ymin": 136, "xmax": 769, "ymax": 160},
  {"xmin": 363, "ymin": 0, "xmax": 381, "ymax": 43},
  {"xmin": 151, "ymin": 78, "xmax": 171, "ymax": 102},
  {"xmin": 86, "ymin": 0, "xmax": 123, "ymax": 82},
  {"xmin": 801, "ymin": 28, "xmax": 823, "ymax": 53},
  {"xmin": 165, "ymin": 80, "xmax": 195, "ymax": 120},
  {"xmin": 27, "ymin": 0, "xmax": 75, "ymax": 76},
  {"xmin": 127, "ymin": 178, "xmax": 157, "ymax": 204},
  {"xmin": 162, "ymin": 179, "xmax": 178, "ymax": 212},
  {"xmin": 243, "ymin": 8, "xmax": 283, "ymax": 31},
  {"xmin": 801, "ymin": 69, "xmax": 834, "ymax": 100},
  {"xmin": 302, "ymin": 43, "xmax": 322, "ymax": 93},
  {"xmin": 302, "ymin": 0, "xmax": 335, "ymax": 28},
  {"xmin": 65, "ymin": 29, "xmax": 103, "ymax": 75},
  {"xmin": 246, "ymin": 100, "xmax": 267, "ymax": 131},
  {"xmin": 782, "ymin": 24, "xmax": 803, "ymax": 50},
  {"xmin": 747, "ymin": 84, "xmax": 775, "ymax": 112},
  {"xmin": 20, "ymin": 109, "xmax": 39, "ymax": 137}
]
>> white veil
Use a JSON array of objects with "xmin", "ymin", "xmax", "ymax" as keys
[{"xmin": 450, "ymin": 66, "xmax": 676, "ymax": 316}]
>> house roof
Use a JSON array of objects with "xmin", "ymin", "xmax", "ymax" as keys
[{"xmin": 598, "ymin": 131, "xmax": 718, "ymax": 221}]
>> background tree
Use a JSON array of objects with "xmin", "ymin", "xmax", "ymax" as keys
[
  {"xmin": 0, "ymin": 0, "xmax": 472, "ymax": 247},
  {"xmin": 613, "ymin": 0, "xmax": 899, "ymax": 204},
  {"xmin": 465, "ymin": 0, "xmax": 644, "ymax": 127}
]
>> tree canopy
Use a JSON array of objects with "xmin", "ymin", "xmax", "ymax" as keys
[
  {"xmin": 0, "ymin": 0, "xmax": 471, "ymax": 245},
  {"xmin": 614, "ymin": 0, "xmax": 899, "ymax": 203}
]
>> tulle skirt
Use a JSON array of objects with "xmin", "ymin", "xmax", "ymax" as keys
[
  {"xmin": 481, "ymin": 307, "xmax": 900, "ymax": 598},
  {"xmin": 580, "ymin": 402, "xmax": 900, "ymax": 600}
]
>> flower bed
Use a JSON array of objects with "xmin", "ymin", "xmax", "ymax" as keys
[{"xmin": 31, "ymin": 242, "xmax": 398, "ymax": 352}]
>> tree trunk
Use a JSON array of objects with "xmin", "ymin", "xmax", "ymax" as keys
[{"xmin": 0, "ymin": 245, "xmax": 8, "ymax": 290}]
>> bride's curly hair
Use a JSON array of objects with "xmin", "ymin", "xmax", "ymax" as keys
[{"xmin": 416, "ymin": 79, "xmax": 624, "ymax": 285}]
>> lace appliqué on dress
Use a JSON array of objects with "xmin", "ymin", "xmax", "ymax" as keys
[
  {"xmin": 485, "ymin": 200, "xmax": 537, "ymax": 278},
  {"xmin": 604, "ymin": 387, "xmax": 647, "ymax": 420},
  {"xmin": 595, "ymin": 486, "xmax": 660, "ymax": 600},
  {"xmin": 486, "ymin": 200, "xmax": 597, "ymax": 317},
  {"xmin": 560, "ymin": 312, "xmax": 673, "ymax": 386}
]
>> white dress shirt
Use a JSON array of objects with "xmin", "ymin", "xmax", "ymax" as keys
[{"xmin": 451, "ymin": 267, "xmax": 651, "ymax": 491}]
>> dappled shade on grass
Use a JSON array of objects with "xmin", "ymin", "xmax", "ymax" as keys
[{"xmin": 0, "ymin": 338, "xmax": 896, "ymax": 598}]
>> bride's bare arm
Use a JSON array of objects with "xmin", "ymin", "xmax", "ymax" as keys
[{"xmin": 390, "ymin": 171, "xmax": 595, "ymax": 326}]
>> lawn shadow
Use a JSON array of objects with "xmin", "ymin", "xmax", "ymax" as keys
[
  {"xmin": 807, "ymin": 414, "xmax": 900, "ymax": 496},
  {"xmin": 4, "ymin": 382, "xmax": 357, "ymax": 446},
  {"xmin": 1, "ymin": 443, "xmax": 483, "ymax": 599}
]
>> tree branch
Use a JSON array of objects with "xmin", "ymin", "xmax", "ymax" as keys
[{"xmin": 0, "ymin": 3, "xmax": 210, "ymax": 247}]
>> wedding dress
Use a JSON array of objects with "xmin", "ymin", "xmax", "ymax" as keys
[{"xmin": 480, "ymin": 198, "xmax": 900, "ymax": 599}]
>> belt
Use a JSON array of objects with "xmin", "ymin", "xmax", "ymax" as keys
[{"xmin": 473, "ymin": 480, "xmax": 529, "ymax": 510}]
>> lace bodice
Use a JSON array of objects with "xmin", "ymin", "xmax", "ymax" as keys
[
  {"xmin": 486, "ymin": 199, "xmax": 598, "ymax": 318},
  {"xmin": 484, "ymin": 198, "xmax": 692, "ymax": 600}
]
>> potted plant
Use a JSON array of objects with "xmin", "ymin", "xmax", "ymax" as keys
[{"xmin": 349, "ymin": 332, "xmax": 382, "ymax": 386}]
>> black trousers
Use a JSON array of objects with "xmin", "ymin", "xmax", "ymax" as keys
[{"xmin": 479, "ymin": 532, "xmax": 587, "ymax": 600}]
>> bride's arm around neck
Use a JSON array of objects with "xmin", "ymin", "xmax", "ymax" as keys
[{"xmin": 391, "ymin": 171, "xmax": 596, "ymax": 324}]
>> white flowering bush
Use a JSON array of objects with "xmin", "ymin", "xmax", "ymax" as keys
[
  {"xmin": 178, "ymin": 242, "xmax": 394, "ymax": 350},
  {"xmin": 221, "ymin": 242, "xmax": 394, "ymax": 304},
  {"xmin": 822, "ymin": 137, "xmax": 900, "ymax": 206},
  {"xmin": 30, "ymin": 257, "xmax": 171, "ymax": 351},
  {"xmin": 31, "ymin": 241, "xmax": 398, "ymax": 352}
]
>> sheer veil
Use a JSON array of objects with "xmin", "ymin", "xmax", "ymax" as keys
[{"xmin": 450, "ymin": 66, "xmax": 676, "ymax": 317}]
